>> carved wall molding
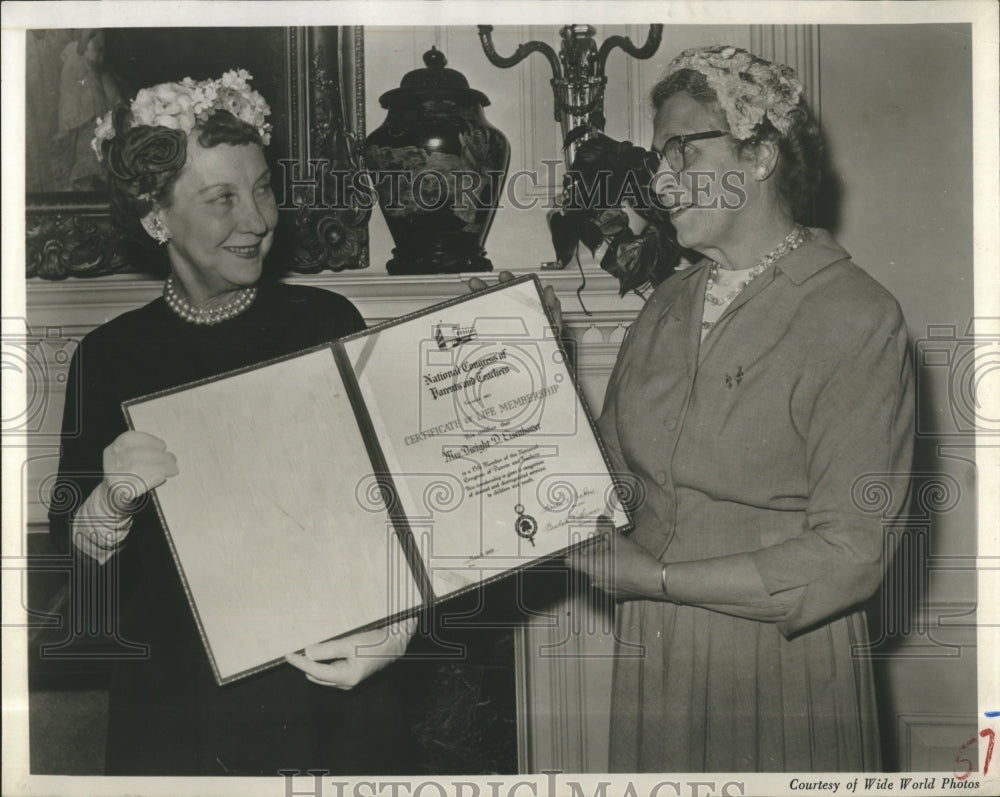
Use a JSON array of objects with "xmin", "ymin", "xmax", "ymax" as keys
[
  {"xmin": 897, "ymin": 713, "xmax": 979, "ymax": 772},
  {"xmin": 516, "ymin": 591, "xmax": 617, "ymax": 773},
  {"xmin": 25, "ymin": 197, "xmax": 132, "ymax": 280}
]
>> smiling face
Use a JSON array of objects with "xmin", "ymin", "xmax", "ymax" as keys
[
  {"xmin": 650, "ymin": 92, "xmax": 758, "ymax": 258},
  {"xmin": 155, "ymin": 135, "xmax": 277, "ymax": 304}
]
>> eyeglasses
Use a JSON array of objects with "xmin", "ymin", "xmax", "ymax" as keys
[{"xmin": 652, "ymin": 130, "xmax": 727, "ymax": 172}]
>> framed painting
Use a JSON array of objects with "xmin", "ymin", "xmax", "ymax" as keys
[{"xmin": 24, "ymin": 26, "xmax": 368, "ymax": 278}]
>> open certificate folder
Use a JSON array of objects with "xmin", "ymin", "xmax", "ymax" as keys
[{"xmin": 124, "ymin": 276, "xmax": 631, "ymax": 685}]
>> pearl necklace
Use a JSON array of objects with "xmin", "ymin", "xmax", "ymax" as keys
[
  {"xmin": 163, "ymin": 277, "xmax": 257, "ymax": 325},
  {"xmin": 702, "ymin": 225, "xmax": 812, "ymax": 329}
]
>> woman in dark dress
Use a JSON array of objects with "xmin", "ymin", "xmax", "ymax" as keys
[{"xmin": 50, "ymin": 71, "xmax": 414, "ymax": 776}]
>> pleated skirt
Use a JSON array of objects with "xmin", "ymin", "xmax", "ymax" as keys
[{"xmin": 609, "ymin": 600, "xmax": 882, "ymax": 772}]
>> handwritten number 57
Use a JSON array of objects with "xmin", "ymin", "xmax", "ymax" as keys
[{"xmin": 954, "ymin": 728, "xmax": 996, "ymax": 779}]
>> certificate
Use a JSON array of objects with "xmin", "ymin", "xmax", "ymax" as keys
[{"xmin": 124, "ymin": 276, "xmax": 630, "ymax": 685}]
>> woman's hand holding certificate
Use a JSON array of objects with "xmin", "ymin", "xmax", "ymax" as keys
[
  {"xmin": 102, "ymin": 430, "xmax": 179, "ymax": 512},
  {"xmin": 285, "ymin": 617, "xmax": 418, "ymax": 689}
]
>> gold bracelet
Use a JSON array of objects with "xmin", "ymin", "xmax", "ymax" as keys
[{"xmin": 660, "ymin": 563, "xmax": 669, "ymax": 598}]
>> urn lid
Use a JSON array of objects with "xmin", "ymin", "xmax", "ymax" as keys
[{"xmin": 378, "ymin": 47, "xmax": 491, "ymax": 108}]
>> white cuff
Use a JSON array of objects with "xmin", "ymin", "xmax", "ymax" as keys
[{"xmin": 71, "ymin": 483, "xmax": 133, "ymax": 564}]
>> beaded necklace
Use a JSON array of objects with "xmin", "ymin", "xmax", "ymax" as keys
[
  {"xmin": 701, "ymin": 224, "xmax": 811, "ymax": 330},
  {"xmin": 163, "ymin": 276, "xmax": 257, "ymax": 326}
]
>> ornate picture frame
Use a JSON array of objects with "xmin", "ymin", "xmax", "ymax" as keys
[{"xmin": 25, "ymin": 26, "xmax": 367, "ymax": 279}]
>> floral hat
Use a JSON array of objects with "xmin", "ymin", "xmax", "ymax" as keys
[
  {"xmin": 92, "ymin": 69, "xmax": 271, "ymax": 161},
  {"xmin": 664, "ymin": 45, "xmax": 804, "ymax": 140}
]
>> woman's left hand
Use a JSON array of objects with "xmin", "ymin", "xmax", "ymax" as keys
[
  {"xmin": 567, "ymin": 527, "xmax": 664, "ymax": 600},
  {"xmin": 285, "ymin": 616, "xmax": 417, "ymax": 689}
]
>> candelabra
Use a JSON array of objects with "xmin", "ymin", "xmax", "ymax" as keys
[{"xmin": 477, "ymin": 24, "xmax": 663, "ymax": 168}]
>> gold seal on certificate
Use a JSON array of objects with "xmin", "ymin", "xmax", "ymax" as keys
[
  {"xmin": 514, "ymin": 504, "xmax": 538, "ymax": 546},
  {"xmin": 124, "ymin": 276, "xmax": 630, "ymax": 684}
]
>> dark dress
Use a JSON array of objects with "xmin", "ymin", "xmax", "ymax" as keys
[{"xmin": 50, "ymin": 282, "xmax": 415, "ymax": 776}]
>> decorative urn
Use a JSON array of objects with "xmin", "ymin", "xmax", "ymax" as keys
[{"xmin": 365, "ymin": 47, "xmax": 511, "ymax": 274}]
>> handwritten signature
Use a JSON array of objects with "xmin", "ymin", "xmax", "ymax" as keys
[{"xmin": 544, "ymin": 490, "xmax": 600, "ymax": 532}]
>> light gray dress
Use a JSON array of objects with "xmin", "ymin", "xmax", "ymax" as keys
[{"xmin": 597, "ymin": 229, "xmax": 914, "ymax": 771}]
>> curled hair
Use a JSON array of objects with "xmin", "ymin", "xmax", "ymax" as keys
[
  {"xmin": 650, "ymin": 68, "xmax": 824, "ymax": 222},
  {"xmin": 102, "ymin": 109, "xmax": 264, "ymax": 269}
]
